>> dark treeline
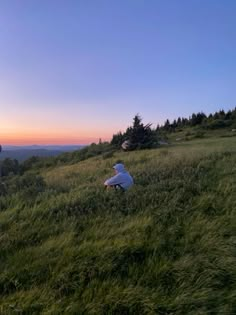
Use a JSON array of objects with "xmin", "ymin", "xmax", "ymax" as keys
[
  {"xmin": 111, "ymin": 107, "xmax": 236, "ymax": 148},
  {"xmin": 158, "ymin": 107, "xmax": 236, "ymax": 132}
]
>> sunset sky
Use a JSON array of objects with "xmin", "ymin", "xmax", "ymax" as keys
[{"xmin": 1, "ymin": 0, "xmax": 235, "ymax": 145}]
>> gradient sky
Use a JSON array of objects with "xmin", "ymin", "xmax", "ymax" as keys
[{"xmin": 0, "ymin": 0, "xmax": 236, "ymax": 145}]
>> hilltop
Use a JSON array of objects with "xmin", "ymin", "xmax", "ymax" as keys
[{"xmin": 0, "ymin": 133, "xmax": 235, "ymax": 314}]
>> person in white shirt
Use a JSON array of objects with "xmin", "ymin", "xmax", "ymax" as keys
[{"xmin": 104, "ymin": 163, "xmax": 134, "ymax": 191}]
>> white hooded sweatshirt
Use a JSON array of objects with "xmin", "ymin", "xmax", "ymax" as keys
[{"xmin": 104, "ymin": 163, "xmax": 134, "ymax": 190}]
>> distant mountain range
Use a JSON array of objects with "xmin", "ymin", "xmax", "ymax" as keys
[
  {"xmin": 0, "ymin": 145, "xmax": 85, "ymax": 162},
  {"xmin": 3, "ymin": 145, "xmax": 85, "ymax": 151}
]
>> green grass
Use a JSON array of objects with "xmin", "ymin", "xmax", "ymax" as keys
[
  {"xmin": 166, "ymin": 126, "xmax": 236, "ymax": 143},
  {"xmin": 0, "ymin": 136, "xmax": 236, "ymax": 314}
]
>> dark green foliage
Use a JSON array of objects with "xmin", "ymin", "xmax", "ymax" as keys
[
  {"xmin": 206, "ymin": 119, "xmax": 231, "ymax": 129},
  {"xmin": 163, "ymin": 119, "xmax": 170, "ymax": 131},
  {"xmin": 112, "ymin": 114, "xmax": 158, "ymax": 150},
  {"xmin": 190, "ymin": 112, "xmax": 206, "ymax": 126},
  {"xmin": 102, "ymin": 151, "xmax": 115, "ymax": 159},
  {"xmin": 159, "ymin": 107, "xmax": 236, "ymax": 133},
  {"xmin": 111, "ymin": 131, "xmax": 125, "ymax": 147},
  {"xmin": 8, "ymin": 173, "xmax": 46, "ymax": 194},
  {"xmin": 0, "ymin": 158, "xmax": 19, "ymax": 176},
  {"xmin": 21, "ymin": 156, "xmax": 41, "ymax": 172},
  {"xmin": 0, "ymin": 182, "xmax": 7, "ymax": 196},
  {"xmin": 194, "ymin": 131, "xmax": 205, "ymax": 138},
  {"xmin": 127, "ymin": 115, "xmax": 157, "ymax": 150}
]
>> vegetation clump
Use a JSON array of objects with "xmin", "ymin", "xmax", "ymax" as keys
[{"xmin": 111, "ymin": 114, "xmax": 158, "ymax": 150}]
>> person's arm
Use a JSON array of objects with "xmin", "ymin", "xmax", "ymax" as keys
[{"xmin": 104, "ymin": 174, "xmax": 121, "ymax": 187}]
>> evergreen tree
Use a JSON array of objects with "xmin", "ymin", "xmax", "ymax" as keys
[
  {"xmin": 129, "ymin": 114, "xmax": 153, "ymax": 149},
  {"xmin": 225, "ymin": 110, "xmax": 232, "ymax": 120},
  {"xmin": 164, "ymin": 119, "xmax": 170, "ymax": 131},
  {"xmin": 191, "ymin": 113, "xmax": 197, "ymax": 126},
  {"xmin": 231, "ymin": 107, "xmax": 236, "ymax": 120},
  {"xmin": 172, "ymin": 119, "xmax": 177, "ymax": 128},
  {"xmin": 219, "ymin": 109, "xmax": 225, "ymax": 119},
  {"xmin": 196, "ymin": 112, "xmax": 206, "ymax": 125},
  {"xmin": 177, "ymin": 117, "xmax": 182, "ymax": 127},
  {"xmin": 213, "ymin": 112, "xmax": 220, "ymax": 119},
  {"xmin": 181, "ymin": 117, "xmax": 188, "ymax": 126},
  {"xmin": 208, "ymin": 113, "xmax": 213, "ymax": 120}
]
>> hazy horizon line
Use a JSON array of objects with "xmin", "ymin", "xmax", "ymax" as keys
[{"xmin": 2, "ymin": 143, "xmax": 89, "ymax": 147}]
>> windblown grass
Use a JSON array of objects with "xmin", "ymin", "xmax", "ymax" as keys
[{"xmin": 0, "ymin": 137, "xmax": 235, "ymax": 314}]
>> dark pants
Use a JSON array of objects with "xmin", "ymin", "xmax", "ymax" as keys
[
  {"xmin": 111, "ymin": 184, "xmax": 125, "ymax": 192},
  {"xmin": 105, "ymin": 184, "xmax": 125, "ymax": 192}
]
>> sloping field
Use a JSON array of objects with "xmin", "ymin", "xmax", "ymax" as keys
[{"xmin": 0, "ymin": 137, "xmax": 235, "ymax": 314}]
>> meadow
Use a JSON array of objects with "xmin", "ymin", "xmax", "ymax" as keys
[{"xmin": 0, "ymin": 136, "xmax": 235, "ymax": 314}]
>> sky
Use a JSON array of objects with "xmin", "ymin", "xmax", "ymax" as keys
[{"xmin": 0, "ymin": 0, "xmax": 236, "ymax": 145}]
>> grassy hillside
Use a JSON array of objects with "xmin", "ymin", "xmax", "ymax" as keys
[{"xmin": 0, "ymin": 136, "xmax": 235, "ymax": 314}]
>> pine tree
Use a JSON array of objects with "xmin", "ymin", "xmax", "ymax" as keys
[
  {"xmin": 219, "ymin": 110, "xmax": 225, "ymax": 119},
  {"xmin": 213, "ymin": 112, "xmax": 220, "ymax": 119},
  {"xmin": 164, "ymin": 119, "xmax": 170, "ymax": 131},
  {"xmin": 177, "ymin": 117, "xmax": 182, "ymax": 127},
  {"xmin": 225, "ymin": 110, "xmax": 232, "ymax": 120}
]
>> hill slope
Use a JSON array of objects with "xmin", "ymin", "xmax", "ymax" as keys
[{"xmin": 0, "ymin": 136, "xmax": 235, "ymax": 314}]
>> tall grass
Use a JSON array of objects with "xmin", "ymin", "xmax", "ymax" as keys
[{"xmin": 0, "ymin": 137, "xmax": 235, "ymax": 314}]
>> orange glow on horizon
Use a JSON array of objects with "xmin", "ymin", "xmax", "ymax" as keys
[
  {"xmin": 0, "ymin": 124, "xmax": 113, "ymax": 145},
  {"xmin": 0, "ymin": 133, "xmax": 111, "ymax": 145},
  {"xmin": 1, "ymin": 136, "xmax": 111, "ymax": 146}
]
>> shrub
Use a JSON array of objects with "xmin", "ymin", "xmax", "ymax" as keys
[{"xmin": 194, "ymin": 131, "xmax": 205, "ymax": 138}]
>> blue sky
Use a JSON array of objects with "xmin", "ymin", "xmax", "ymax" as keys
[{"xmin": 0, "ymin": 0, "xmax": 235, "ymax": 144}]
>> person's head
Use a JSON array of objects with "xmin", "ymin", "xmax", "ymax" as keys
[{"xmin": 113, "ymin": 163, "xmax": 125, "ymax": 174}]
